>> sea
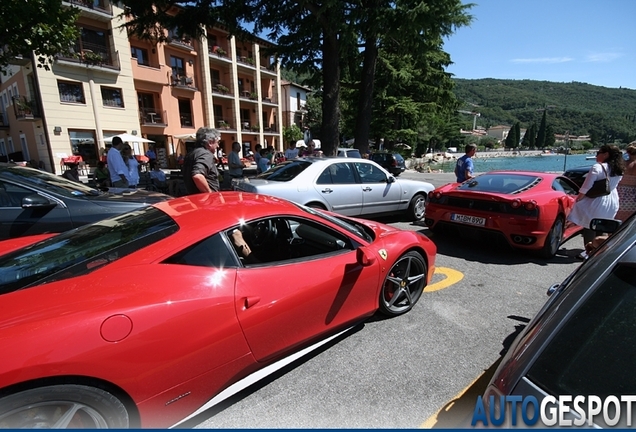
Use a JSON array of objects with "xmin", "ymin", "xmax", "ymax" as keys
[{"xmin": 437, "ymin": 153, "xmax": 594, "ymax": 173}]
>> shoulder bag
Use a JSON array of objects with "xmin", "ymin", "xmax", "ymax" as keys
[{"xmin": 585, "ymin": 163, "xmax": 610, "ymax": 198}]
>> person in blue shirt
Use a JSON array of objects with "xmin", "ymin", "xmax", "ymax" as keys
[{"xmin": 454, "ymin": 143, "xmax": 477, "ymax": 182}]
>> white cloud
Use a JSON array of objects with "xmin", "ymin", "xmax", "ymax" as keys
[
  {"xmin": 585, "ymin": 52, "xmax": 622, "ymax": 62},
  {"xmin": 511, "ymin": 57, "xmax": 574, "ymax": 64}
]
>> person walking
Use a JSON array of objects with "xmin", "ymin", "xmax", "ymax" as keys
[
  {"xmin": 182, "ymin": 127, "xmax": 221, "ymax": 194},
  {"xmin": 454, "ymin": 143, "xmax": 477, "ymax": 183},
  {"xmin": 122, "ymin": 144, "xmax": 139, "ymax": 188},
  {"xmin": 615, "ymin": 142, "xmax": 636, "ymax": 222},
  {"xmin": 227, "ymin": 141, "xmax": 246, "ymax": 182},
  {"xmin": 107, "ymin": 136, "xmax": 129, "ymax": 188},
  {"xmin": 145, "ymin": 144, "xmax": 157, "ymax": 167},
  {"xmin": 567, "ymin": 144, "xmax": 624, "ymax": 259}
]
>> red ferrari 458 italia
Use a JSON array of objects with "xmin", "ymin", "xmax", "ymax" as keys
[
  {"xmin": 424, "ymin": 171, "xmax": 582, "ymax": 258},
  {"xmin": 0, "ymin": 192, "xmax": 436, "ymax": 428}
]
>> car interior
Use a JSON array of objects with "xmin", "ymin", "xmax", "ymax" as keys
[{"xmin": 230, "ymin": 217, "xmax": 352, "ymax": 266}]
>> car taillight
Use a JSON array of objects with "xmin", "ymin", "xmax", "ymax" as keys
[
  {"xmin": 434, "ymin": 191, "xmax": 442, "ymax": 200},
  {"xmin": 510, "ymin": 199, "xmax": 522, "ymax": 209},
  {"xmin": 524, "ymin": 200, "xmax": 537, "ymax": 211},
  {"xmin": 391, "ymin": 159, "xmax": 397, "ymax": 167}
]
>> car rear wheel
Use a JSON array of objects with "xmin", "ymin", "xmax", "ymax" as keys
[
  {"xmin": 407, "ymin": 193, "xmax": 426, "ymax": 221},
  {"xmin": 379, "ymin": 251, "xmax": 427, "ymax": 316},
  {"xmin": 0, "ymin": 385, "xmax": 129, "ymax": 428},
  {"xmin": 306, "ymin": 202, "xmax": 327, "ymax": 210},
  {"xmin": 540, "ymin": 216, "xmax": 564, "ymax": 259}
]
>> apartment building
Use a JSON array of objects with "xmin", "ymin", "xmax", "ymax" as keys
[
  {"xmin": 0, "ymin": 0, "xmax": 283, "ymax": 173},
  {"xmin": 281, "ymin": 80, "xmax": 312, "ymax": 129}
]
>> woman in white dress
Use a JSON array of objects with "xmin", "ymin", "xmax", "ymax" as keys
[
  {"xmin": 567, "ymin": 144, "xmax": 624, "ymax": 259},
  {"xmin": 122, "ymin": 144, "xmax": 140, "ymax": 188}
]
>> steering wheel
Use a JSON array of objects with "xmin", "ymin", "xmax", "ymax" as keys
[{"xmin": 250, "ymin": 220, "xmax": 277, "ymax": 248}]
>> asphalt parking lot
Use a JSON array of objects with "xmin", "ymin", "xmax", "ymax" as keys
[{"xmin": 188, "ymin": 170, "xmax": 584, "ymax": 428}]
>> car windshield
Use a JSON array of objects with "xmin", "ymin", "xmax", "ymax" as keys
[
  {"xmin": 1, "ymin": 165, "xmax": 101, "ymax": 197},
  {"xmin": 257, "ymin": 160, "xmax": 312, "ymax": 182},
  {"xmin": 457, "ymin": 173, "xmax": 541, "ymax": 194},
  {"xmin": 0, "ymin": 207, "xmax": 178, "ymax": 295}
]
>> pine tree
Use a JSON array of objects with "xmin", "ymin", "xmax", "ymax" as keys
[{"xmin": 536, "ymin": 110, "xmax": 548, "ymax": 148}]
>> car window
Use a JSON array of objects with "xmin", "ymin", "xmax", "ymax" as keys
[
  {"xmin": 163, "ymin": 233, "xmax": 239, "ymax": 268},
  {"xmin": 354, "ymin": 162, "xmax": 387, "ymax": 183},
  {"xmin": 1, "ymin": 165, "xmax": 100, "ymax": 197},
  {"xmin": 0, "ymin": 180, "xmax": 29, "ymax": 207},
  {"xmin": 394, "ymin": 154, "xmax": 405, "ymax": 163},
  {"xmin": 228, "ymin": 216, "xmax": 354, "ymax": 267},
  {"xmin": 317, "ymin": 162, "xmax": 356, "ymax": 185},
  {"xmin": 256, "ymin": 160, "xmax": 312, "ymax": 182},
  {"xmin": 553, "ymin": 177, "xmax": 579, "ymax": 195},
  {"xmin": 0, "ymin": 207, "xmax": 178, "ymax": 294},
  {"xmin": 457, "ymin": 173, "xmax": 541, "ymax": 193},
  {"xmin": 527, "ymin": 249, "xmax": 636, "ymax": 400}
]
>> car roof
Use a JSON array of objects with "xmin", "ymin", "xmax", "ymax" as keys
[{"xmin": 153, "ymin": 192, "xmax": 304, "ymax": 235}]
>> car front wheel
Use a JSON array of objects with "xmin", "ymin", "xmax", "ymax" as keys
[
  {"xmin": 0, "ymin": 385, "xmax": 130, "ymax": 428},
  {"xmin": 379, "ymin": 251, "xmax": 427, "ymax": 316}
]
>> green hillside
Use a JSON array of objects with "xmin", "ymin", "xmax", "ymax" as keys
[{"xmin": 452, "ymin": 78, "xmax": 636, "ymax": 143}]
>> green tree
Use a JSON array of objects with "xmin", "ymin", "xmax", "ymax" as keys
[
  {"xmin": 282, "ymin": 124, "xmax": 303, "ymax": 146},
  {"xmin": 1, "ymin": 0, "xmax": 80, "ymax": 71},
  {"xmin": 535, "ymin": 109, "xmax": 548, "ymax": 148}
]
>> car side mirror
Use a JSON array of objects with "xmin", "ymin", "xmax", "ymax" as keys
[
  {"xmin": 22, "ymin": 194, "xmax": 56, "ymax": 209},
  {"xmin": 356, "ymin": 247, "xmax": 376, "ymax": 266},
  {"xmin": 589, "ymin": 218, "xmax": 621, "ymax": 234},
  {"xmin": 386, "ymin": 175, "xmax": 396, "ymax": 184}
]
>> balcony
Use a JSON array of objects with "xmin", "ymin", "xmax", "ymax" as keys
[
  {"xmin": 237, "ymin": 56, "xmax": 256, "ymax": 68},
  {"xmin": 139, "ymin": 108, "xmax": 167, "ymax": 127},
  {"xmin": 57, "ymin": 48, "xmax": 121, "ymax": 73},
  {"xmin": 63, "ymin": 0, "xmax": 113, "ymax": 21},
  {"xmin": 167, "ymin": 32, "xmax": 194, "ymax": 52},
  {"xmin": 171, "ymin": 73, "xmax": 197, "ymax": 91},
  {"xmin": 12, "ymin": 97, "xmax": 40, "ymax": 121},
  {"xmin": 212, "ymin": 84, "xmax": 233, "ymax": 97}
]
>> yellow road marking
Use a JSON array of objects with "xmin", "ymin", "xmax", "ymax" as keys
[{"xmin": 425, "ymin": 267, "xmax": 464, "ymax": 292}]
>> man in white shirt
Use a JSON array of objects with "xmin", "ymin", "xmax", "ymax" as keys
[
  {"xmin": 107, "ymin": 136, "xmax": 129, "ymax": 188},
  {"xmin": 284, "ymin": 141, "xmax": 299, "ymax": 160}
]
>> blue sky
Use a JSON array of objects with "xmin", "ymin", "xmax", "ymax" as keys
[{"xmin": 443, "ymin": 0, "xmax": 636, "ymax": 89}]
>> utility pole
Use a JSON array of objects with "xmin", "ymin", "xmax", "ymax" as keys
[{"xmin": 563, "ymin": 131, "xmax": 569, "ymax": 171}]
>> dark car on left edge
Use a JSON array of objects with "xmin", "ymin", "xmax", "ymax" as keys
[{"xmin": 0, "ymin": 163, "xmax": 171, "ymax": 240}]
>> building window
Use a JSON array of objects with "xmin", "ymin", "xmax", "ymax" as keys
[
  {"xmin": 131, "ymin": 46, "xmax": 149, "ymax": 66},
  {"xmin": 69, "ymin": 130, "xmax": 98, "ymax": 166},
  {"xmin": 297, "ymin": 92, "xmax": 301, "ymax": 111},
  {"xmin": 211, "ymin": 69, "xmax": 220, "ymax": 86},
  {"xmin": 0, "ymin": 139, "xmax": 6, "ymax": 157},
  {"xmin": 7, "ymin": 137, "xmax": 14, "ymax": 154},
  {"xmin": 101, "ymin": 86, "xmax": 124, "ymax": 108},
  {"xmin": 178, "ymin": 98, "xmax": 192, "ymax": 127},
  {"xmin": 76, "ymin": 26, "xmax": 110, "ymax": 62},
  {"xmin": 19, "ymin": 135, "xmax": 30, "ymax": 162},
  {"xmin": 58, "ymin": 81, "xmax": 86, "ymax": 104},
  {"xmin": 170, "ymin": 56, "xmax": 185, "ymax": 78}
]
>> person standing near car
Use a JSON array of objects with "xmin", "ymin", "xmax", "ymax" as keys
[
  {"xmin": 228, "ymin": 141, "xmax": 246, "ymax": 181},
  {"xmin": 568, "ymin": 144, "xmax": 624, "ymax": 259},
  {"xmin": 454, "ymin": 143, "xmax": 477, "ymax": 183},
  {"xmin": 615, "ymin": 142, "xmax": 636, "ymax": 222},
  {"xmin": 107, "ymin": 136, "xmax": 129, "ymax": 188},
  {"xmin": 284, "ymin": 141, "xmax": 299, "ymax": 160},
  {"xmin": 182, "ymin": 127, "xmax": 220, "ymax": 194}
]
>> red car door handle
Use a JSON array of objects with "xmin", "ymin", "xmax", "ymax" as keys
[{"xmin": 244, "ymin": 297, "xmax": 261, "ymax": 309}]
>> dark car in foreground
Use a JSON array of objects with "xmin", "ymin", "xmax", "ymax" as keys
[
  {"xmin": 482, "ymin": 215, "xmax": 636, "ymax": 428},
  {"xmin": 370, "ymin": 152, "xmax": 406, "ymax": 176},
  {"xmin": 0, "ymin": 163, "xmax": 171, "ymax": 239}
]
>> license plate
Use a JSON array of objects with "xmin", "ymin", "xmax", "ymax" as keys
[{"xmin": 451, "ymin": 213, "xmax": 486, "ymax": 226}]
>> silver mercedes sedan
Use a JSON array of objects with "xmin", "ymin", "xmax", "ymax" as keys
[{"xmin": 233, "ymin": 157, "xmax": 434, "ymax": 221}]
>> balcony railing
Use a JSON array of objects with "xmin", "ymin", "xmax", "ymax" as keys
[
  {"xmin": 12, "ymin": 96, "xmax": 40, "ymax": 120},
  {"xmin": 167, "ymin": 31, "xmax": 194, "ymax": 51},
  {"xmin": 208, "ymin": 45, "xmax": 229, "ymax": 58},
  {"xmin": 212, "ymin": 84, "xmax": 232, "ymax": 96},
  {"xmin": 57, "ymin": 47, "xmax": 120, "ymax": 71},
  {"xmin": 64, "ymin": 0, "xmax": 112, "ymax": 16},
  {"xmin": 171, "ymin": 73, "xmax": 197, "ymax": 90},
  {"xmin": 139, "ymin": 108, "xmax": 167, "ymax": 126}
]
